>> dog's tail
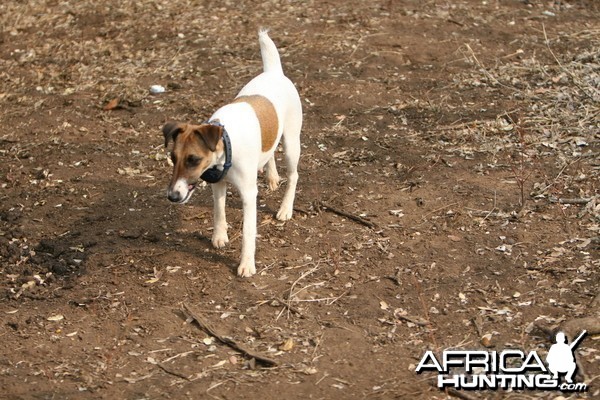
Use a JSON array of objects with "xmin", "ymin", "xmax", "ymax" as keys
[{"xmin": 258, "ymin": 28, "xmax": 283, "ymax": 75}]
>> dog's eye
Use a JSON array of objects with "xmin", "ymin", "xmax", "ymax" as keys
[{"xmin": 186, "ymin": 155, "xmax": 201, "ymax": 167}]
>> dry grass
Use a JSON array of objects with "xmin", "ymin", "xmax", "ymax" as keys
[{"xmin": 435, "ymin": 27, "xmax": 600, "ymax": 224}]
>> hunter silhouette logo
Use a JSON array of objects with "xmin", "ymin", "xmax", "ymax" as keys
[
  {"xmin": 546, "ymin": 330, "xmax": 586, "ymax": 384},
  {"xmin": 416, "ymin": 330, "xmax": 588, "ymax": 392}
]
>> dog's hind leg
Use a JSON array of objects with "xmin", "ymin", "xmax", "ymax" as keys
[
  {"xmin": 265, "ymin": 156, "xmax": 280, "ymax": 191},
  {"xmin": 276, "ymin": 113, "xmax": 301, "ymax": 221}
]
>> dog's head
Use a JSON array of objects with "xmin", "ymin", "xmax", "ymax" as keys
[{"xmin": 162, "ymin": 121, "xmax": 223, "ymax": 203}]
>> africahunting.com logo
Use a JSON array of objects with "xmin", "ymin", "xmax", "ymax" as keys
[{"xmin": 416, "ymin": 330, "xmax": 588, "ymax": 392}]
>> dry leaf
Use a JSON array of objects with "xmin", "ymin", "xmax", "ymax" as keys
[
  {"xmin": 118, "ymin": 167, "xmax": 141, "ymax": 176},
  {"xmin": 47, "ymin": 314, "xmax": 64, "ymax": 321},
  {"xmin": 103, "ymin": 97, "xmax": 120, "ymax": 111},
  {"xmin": 279, "ymin": 338, "xmax": 294, "ymax": 351},
  {"xmin": 481, "ymin": 333, "xmax": 494, "ymax": 348},
  {"xmin": 21, "ymin": 281, "xmax": 36, "ymax": 290},
  {"xmin": 212, "ymin": 360, "xmax": 227, "ymax": 368},
  {"xmin": 576, "ymin": 238, "xmax": 591, "ymax": 249},
  {"xmin": 389, "ymin": 209, "xmax": 404, "ymax": 217},
  {"xmin": 303, "ymin": 367, "xmax": 318, "ymax": 375}
]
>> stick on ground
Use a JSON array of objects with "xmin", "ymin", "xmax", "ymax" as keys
[
  {"xmin": 182, "ymin": 302, "xmax": 277, "ymax": 367},
  {"xmin": 549, "ymin": 197, "xmax": 593, "ymax": 205},
  {"xmin": 318, "ymin": 201, "xmax": 376, "ymax": 228},
  {"xmin": 561, "ymin": 316, "xmax": 600, "ymax": 338},
  {"xmin": 156, "ymin": 362, "xmax": 191, "ymax": 381}
]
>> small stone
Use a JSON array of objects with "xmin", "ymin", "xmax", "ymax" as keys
[{"xmin": 149, "ymin": 85, "xmax": 165, "ymax": 94}]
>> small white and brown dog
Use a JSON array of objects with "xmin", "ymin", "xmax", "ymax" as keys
[{"xmin": 163, "ymin": 29, "xmax": 302, "ymax": 277}]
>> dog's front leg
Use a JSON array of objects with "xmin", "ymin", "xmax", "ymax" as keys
[
  {"xmin": 211, "ymin": 181, "xmax": 229, "ymax": 248},
  {"xmin": 237, "ymin": 183, "xmax": 258, "ymax": 277}
]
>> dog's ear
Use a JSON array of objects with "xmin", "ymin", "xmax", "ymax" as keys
[
  {"xmin": 163, "ymin": 121, "xmax": 183, "ymax": 147},
  {"xmin": 195, "ymin": 124, "xmax": 223, "ymax": 152}
]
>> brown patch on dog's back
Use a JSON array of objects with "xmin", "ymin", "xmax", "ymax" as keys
[{"xmin": 233, "ymin": 95, "xmax": 279, "ymax": 152}]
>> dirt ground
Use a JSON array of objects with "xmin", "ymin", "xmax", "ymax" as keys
[{"xmin": 1, "ymin": 0, "xmax": 599, "ymax": 399}]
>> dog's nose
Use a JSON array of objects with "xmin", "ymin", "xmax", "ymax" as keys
[{"xmin": 167, "ymin": 190, "xmax": 182, "ymax": 203}]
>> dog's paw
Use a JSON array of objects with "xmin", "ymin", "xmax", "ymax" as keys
[
  {"xmin": 267, "ymin": 175, "xmax": 281, "ymax": 192},
  {"xmin": 212, "ymin": 232, "xmax": 229, "ymax": 248},
  {"xmin": 237, "ymin": 261, "xmax": 256, "ymax": 277},
  {"xmin": 276, "ymin": 206, "xmax": 293, "ymax": 221}
]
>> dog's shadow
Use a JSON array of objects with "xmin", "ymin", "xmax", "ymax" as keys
[
  {"xmin": 186, "ymin": 233, "xmax": 240, "ymax": 275},
  {"xmin": 28, "ymin": 178, "xmax": 245, "ymax": 282}
]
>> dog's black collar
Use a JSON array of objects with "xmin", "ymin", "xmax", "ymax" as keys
[{"xmin": 200, "ymin": 120, "xmax": 232, "ymax": 184}]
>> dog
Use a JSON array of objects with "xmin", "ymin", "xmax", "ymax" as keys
[{"xmin": 162, "ymin": 29, "xmax": 302, "ymax": 277}]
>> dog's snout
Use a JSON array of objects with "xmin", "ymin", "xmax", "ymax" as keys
[
  {"xmin": 167, "ymin": 178, "xmax": 193, "ymax": 204},
  {"xmin": 167, "ymin": 190, "xmax": 183, "ymax": 203}
]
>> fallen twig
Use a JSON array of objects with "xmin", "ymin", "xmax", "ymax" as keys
[
  {"xmin": 293, "ymin": 206, "xmax": 311, "ymax": 215},
  {"xmin": 415, "ymin": 202, "xmax": 460, "ymax": 227},
  {"xmin": 549, "ymin": 197, "xmax": 593, "ymax": 205},
  {"xmin": 182, "ymin": 302, "xmax": 277, "ymax": 367},
  {"xmin": 327, "ymin": 290, "xmax": 349, "ymax": 306},
  {"xmin": 429, "ymin": 382, "xmax": 480, "ymax": 400},
  {"xmin": 279, "ymin": 264, "xmax": 321, "ymax": 320},
  {"xmin": 162, "ymin": 350, "xmax": 195, "ymax": 364},
  {"xmin": 434, "ymin": 119, "xmax": 491, "ymax": 131},
  {"xmin": 445, "ymin": 387, "xmax": 480, "ymax": 400},
  {"xmin": 535, "ymin": 161, "xmax": 571, "ymax": 196},
  {"xmin": 123, "ymin": 372, "xmax": 154, "ymax": 384},
  {"xmin": 317, "ymin": 201, "xmax": 376, "ymax": 228},
  {"xmin": 269, "ymin": 298, "xmax": 304, "ymax": 318},
  {"xmin": 396, "ymin": 314, "xmax": 430, "ymax": 327},
  {"xmin": 156, "ymin": 362, "xmax": 191, "ymax": 381},
  {"xmin": 467, "ymin": 209, "xmax": 511, "ymax": 218},
  {"xmin": 561, "ymin": 316, "xmax": 600, "ymax": 338}
]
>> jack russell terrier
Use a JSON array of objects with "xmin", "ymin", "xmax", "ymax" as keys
[{"xmin": 163, "ymin": 29, "xmax": 302, "ymax": 277}]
